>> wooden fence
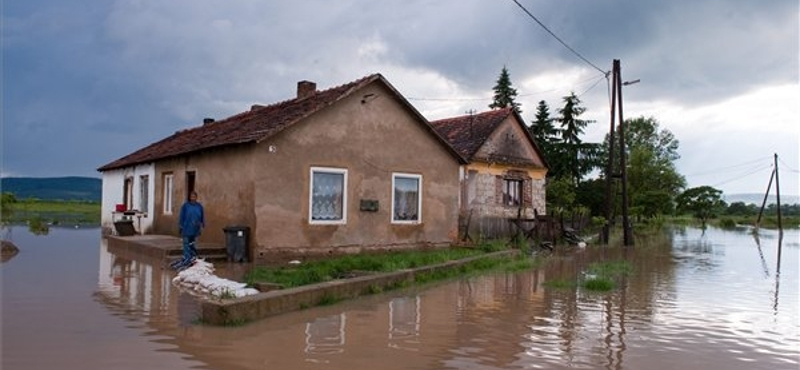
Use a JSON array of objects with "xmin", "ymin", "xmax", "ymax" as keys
[{"xmin": 459, "ymin": 209, "xmax": 590, "ymax": 249}]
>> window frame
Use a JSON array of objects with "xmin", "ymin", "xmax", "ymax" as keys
[
  {"xmin": 392, "ymin": 173, "xmax": 422, "ymax": 224},
  {"xmin": 163, "ymin": 173, "xmax": 174, "ymax": 215},
  {"xmin": 123, "ymin": 177, "xmax": 134, "ymax": 211},
  {"xmin": 139, "ymin": 175, "xmax": 149, "ymax": 213},
  {"xmin": 309, "ymin": 167, "xmax": 348, "ymax": 225},
  {"xmin": 502, "ymin": 178, "xmax": 523, "ymax": 207}
]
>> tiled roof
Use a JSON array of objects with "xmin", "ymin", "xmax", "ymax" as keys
[
  {"xmin": 429, "ymin": 108, "xmax": 514, "ymax": 160},
  {"xmin": 98, "ymin": 74, "xmax": 387, "ymax": 171},
  {"xmin": 430, "ymin": 107, "xmax": 549, "ymax": 169}
]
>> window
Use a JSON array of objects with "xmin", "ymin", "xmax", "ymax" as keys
[
  {"xmin": 392, "ymin": 173, "xmax": 421, "ymax": 223},
  {"xmin": 310, "ymin": 167, "xmax": 347, "ymax": 224},
  {"xmin": 123, "ymin": 177, "xmax": 133, "ymax": 210},
  {"xmin": 139, "ymin": 175, "xmax": 149, "ymax": 212},
  {"xmin": 163, "ymin": 173, "xmax": 174, "ymax": 215},
  {"xmin": 502, "ymin": 179, "xmax": 522, "ymax": 206}
]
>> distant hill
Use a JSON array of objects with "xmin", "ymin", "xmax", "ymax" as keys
[
  {"xmin": 1, "ymin": 177, "xmax": 101, "ymax": 201},
  {"xmin": 724, "ymin": 193, "xmax": 800, "ymax": 206}
]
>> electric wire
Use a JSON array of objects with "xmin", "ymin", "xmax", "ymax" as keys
[
  {"xmin": 710, "ymin": 163, "xmax": 774, "ymax": 188},
  {"xmin": 577, "ymin": 75, "xmax": 606, "ymax": 97},
  {"xmin": 777, "ymin": 157, "xmax": 799, "ymax": 173},
  {"xmin": 508, "ymin": 0, "xmax": 607, "ymax": 75},
  {"xmin": 406, "ymin": 74, "xmax": 605, "ymax": 102},
  {"xmin": 683, "ymin": 156, "xmax": 772, "ymax": 177}
]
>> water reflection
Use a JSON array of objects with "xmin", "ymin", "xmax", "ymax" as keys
[
  {"xmin": 91, "ymin": 226, "xmax": 800, "ymax": 370},
  {"xmin": 773, "ymin": 232, "xmax": 783, "ymax": 315},
  {"xmin": 388, "ymin": 296, "xmax": 421, "ymax": 351},
  {"xmin": 2, "ymin": 226, "xmax": 797, "ymax": 369},
  {"xmin": 305, "ymin": 313, "xmax": 347, "ymax": 360},
  {"xmin": 95, "ymin": 237, "xmax": 199, "ymax": 327},
  {"xmin": 752, "ymin": 232, "xmax": 771, "ymax": 277}
]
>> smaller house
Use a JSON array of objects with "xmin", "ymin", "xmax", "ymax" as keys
[{"xmin": 430, "ymin": 108, "xmax": 549, "ymax": 238}]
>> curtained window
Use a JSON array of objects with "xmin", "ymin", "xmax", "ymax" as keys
[
  {"xmin": 310, "ymin": 167, "xmax": 347, "ymax": 224},
  {"xmin": 502, "ymin": 179, "xmax": 522, "ymax": 206},
  {"xmin": 392, "ymin": 173, "xmax": 421, "ymax": 223}
]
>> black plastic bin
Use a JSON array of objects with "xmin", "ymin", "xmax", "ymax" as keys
[
  {"xmin": 113, "ymin": 220, "xmax": 136, "ymax": 236},
  {"xmin": 223, "ymin": 226, "xmax": 250, "ymax": 262}
]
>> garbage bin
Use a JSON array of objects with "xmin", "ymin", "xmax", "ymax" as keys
[
  {"xmin": 114, "ymin": 220, "xmax": 136, "ymax": 236},
  {"xmin": 223, "ymin": 226, "xmax": 250, "ymax": 262}
]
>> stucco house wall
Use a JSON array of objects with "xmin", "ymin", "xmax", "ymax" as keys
[
  {"xmin": 100, "ymin": 163, "xmax": 155, "ymax": 234},
  {"xmin": 249, "ymin": 81, "xmax": 461, "ymax": 261},
  {"xmin": 466, "ymin": 116, "xmax": 547, "ymax": 219},
  {"xmin": 461, "ymin": 165, "xmax": 546, "ymax": 219},
  {"xmin": 151, "ymin": 144, "xmax": 256, "ymax": 246}
]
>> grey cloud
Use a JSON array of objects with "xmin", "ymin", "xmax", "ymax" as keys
[{"xmin": 3, "ymin": 0, "xmax": 797, "ymax": 188}]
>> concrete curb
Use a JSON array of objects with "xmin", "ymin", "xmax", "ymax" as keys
[{"xmin": 200, "ymin": 250, "xmax": 517, "ymax": 325}]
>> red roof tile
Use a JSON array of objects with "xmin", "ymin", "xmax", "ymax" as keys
[
  {"xmin": 429, "ymin": 108, "xmax": 513, "ymax": 160},
  {"xmin": 98, "ymin": 74, "xmax": 386, "ymax": 171},
  {"xmin": 430, "ymin": 107, "xmax": 549, "ymax": 169}
]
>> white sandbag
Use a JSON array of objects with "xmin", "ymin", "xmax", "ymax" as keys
[{"xmin": 171, "ymin": 259, "xmax": 258, "ymax": 299}]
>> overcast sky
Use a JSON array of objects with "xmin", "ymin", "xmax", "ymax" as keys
[{"xmin": 3, "ymin": 0, "xmax": 798, "ymax": 197}]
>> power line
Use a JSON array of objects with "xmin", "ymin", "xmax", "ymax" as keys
[
  {"xmin": 777, "ymin": 156, "xmax": 799, "ymax": 173},
  {"xmin": 407, "ymin": 74, "xmax": 604, "ymax": 103},
  {"xmin": 406, "ymin": 96, "xmax": 489, "ymax": 102},
  {"xmin": 577, "ymin": 75, "xmax": 606, "ymax": 97},
  {"xmin": 508, "ymin": 0, "xmax": 607, "ymax": 75},
  {"xmin": 683, "ymin": 156, "xmax": 772, "ymax": 177},
  {"xmin": 710, "ymin": 163, "xmax": 773, "ymax": 188}
]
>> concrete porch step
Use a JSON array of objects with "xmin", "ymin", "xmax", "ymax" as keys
[
  {"xmin": 107, "ymin": 234, "xmax": 232, "ymax": 263},
  {"xmin": 166, "ymin": 253, "xmax": 230, "ymax": 264},
  {"xmin": 165, "ymin": 245, "xmax": 227, "ymax": 256}
]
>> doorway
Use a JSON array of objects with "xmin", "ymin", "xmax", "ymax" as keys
[{"xmin": 186, "ymin": 171, "xmax": 196, "ymax": 201}]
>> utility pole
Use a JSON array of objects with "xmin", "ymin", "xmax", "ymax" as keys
[
  {"xmin": 774, "ymin": 153, "xmax": 783, "ymax": 231},
  {"xmin": 616, "ymin": 61, "xmax": 633, "ymax": 247},
  {"xmin": 602, "ymin": 68, "xmax": 617, "ymax": 245},
  {"xmin": 756, "ymin": 168, "xmax": 775, "ymax": 229},
  {"xmin": 756, "ymin": 154, "xmax": 783, "ymax": 232},
  {"xmin": 604, "ymin": 59, "xmax": 634, "ymax": 246}
]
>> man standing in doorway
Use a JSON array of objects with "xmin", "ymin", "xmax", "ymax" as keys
[{"xmin": 172, "ymin": 191, "xmax": 204, "ymax": 270}]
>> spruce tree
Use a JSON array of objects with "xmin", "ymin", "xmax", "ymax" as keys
[
  {"xmin": 556, "ymin": 92, "xmax": 595, "ymax": 184},
  {"xmin": 530, "ymin": 100, "xmax": 558, "ymax": 144},
  {"xmin": 489, "ymin": 66, "xmax": 521, "ymax": 114}
]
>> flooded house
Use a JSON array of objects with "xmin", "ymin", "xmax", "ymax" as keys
[
  {"xmin": 430, "ymin": 108, "xmax": 549, "ymax": 239},
  {"xmin": 97, "ymin": 74, "xmax": 466, "ymax": 263}
]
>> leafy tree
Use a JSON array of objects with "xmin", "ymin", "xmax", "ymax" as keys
[
  {"xmin": 632, "ymin": 190, "xmax": 674, "ymax": 220},
  {"xmin": 489, "ymin": 66, "xmax": 521, "ymax": 114},
  {"xmin": 625, "ymin": 116, "xmax": 680, "ymax": 162},
  {"xmin": 546, "ymin": 177, "xmax": 576, "ymax": 213},
  {"xmin": 555, "ymin": 92, "xmax": 597, "ymax": 184},
  {"xmin": 602, "ymin": 116, "xmax": 686, "ymax": 218},
  {"xmin": 575, "ymin": 178, "xmax": 607, "ymax": 218},
  {"xmin": 726, "ymin": 201, "xmax": 757, "ymax": 216},
  {"xmin": 676, "ymin": 186, "xmax": 726, "ymax": 226}
]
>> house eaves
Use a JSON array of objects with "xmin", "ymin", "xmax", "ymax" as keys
[{"xmin": 98, "ymin": 74, "xmax": 442, "ymax": 172}]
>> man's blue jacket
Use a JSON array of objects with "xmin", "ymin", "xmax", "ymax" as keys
[{"xmin": 179, "ymin": 201, "xmax": 205, "ymax": 237}]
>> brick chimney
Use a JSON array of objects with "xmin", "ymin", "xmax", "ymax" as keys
[{"xmin": 297, "ymin": 80, "xmax": 317, "ymax": 99}]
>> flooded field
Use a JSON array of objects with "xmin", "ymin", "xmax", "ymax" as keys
[{"xmin": 2, "ymin": 225, "xmax": 798, "ymax": 369}]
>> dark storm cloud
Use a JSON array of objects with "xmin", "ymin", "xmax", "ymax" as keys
[{"xmin": 2, "ymin": 0, "xmax": 797, "ymax": 194}]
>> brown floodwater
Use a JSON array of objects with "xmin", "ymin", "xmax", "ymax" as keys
[{"xmin": 1, "ymin": 225, "xmax": 798, "ymax": 369}]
